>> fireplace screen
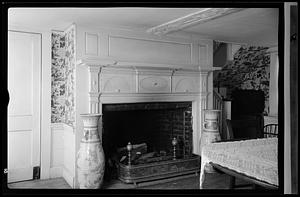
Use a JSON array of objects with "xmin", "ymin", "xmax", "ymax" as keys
[{"xmin": 102, "ymin": 102, "xmax": 199, "ymax": 184}]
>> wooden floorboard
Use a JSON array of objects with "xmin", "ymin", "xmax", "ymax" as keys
[
  {"xmin": 7, "ymin": 173, "xmax": 253, "ymax": 190},
  {"xmin": 7, "ymin": 178, "xmax": 71, "ymax": 189}
]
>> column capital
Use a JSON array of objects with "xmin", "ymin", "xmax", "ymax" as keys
[{"xmin": 88, "ymin": 65, "xmax": 102, "ymax": 74}]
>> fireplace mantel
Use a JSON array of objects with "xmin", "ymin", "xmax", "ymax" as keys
[
  {"xmin": 77, "ymin": 57, "xmax": 219, "ymax": 72},
  {"xmin": 77, "ymin": 57, "xmax": 215, "ymax": 155},
  {"xmin": 77, "ymin": 58, "xmax": 215, "ymax": 111}
]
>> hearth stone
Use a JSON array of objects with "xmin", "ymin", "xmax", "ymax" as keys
[{"xmin": 116, "ymin": 154, "xmax": 200, "ymax": 185}]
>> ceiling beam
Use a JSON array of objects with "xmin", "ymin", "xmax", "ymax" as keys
[{"xmin": 147, "ymin": 8, "xmax": 247, "ymax": 35}]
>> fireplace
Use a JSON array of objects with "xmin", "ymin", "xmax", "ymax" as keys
[
  {"xmin": 102, "ymin": 102, "xmax": 200, "ymax": 183},
  {"xmin": 78, "ymin": 59, "xmax": 212, "ymax": 185}
]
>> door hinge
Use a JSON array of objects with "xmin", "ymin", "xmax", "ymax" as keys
[{"xmin": 33, "ymin": 166, "xmax": 40, "ymax": 180}]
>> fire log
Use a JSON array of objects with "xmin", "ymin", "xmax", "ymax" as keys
[{"xmin": 117, "ymin": 142, "xmax": 147, "ymax": 161}]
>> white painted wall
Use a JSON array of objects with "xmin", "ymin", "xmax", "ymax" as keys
[
  {"xmin": 75, "ymin": 24, "xmax": 213, "ymax": 66},
  {"xmin": 63, "ymin": 124, "xmax": 76, "ymax": 188},
  {"xmin": 49, "ymin": 123, "xmax": 64, "ymax": 178},
  {"xmin": 49, "ymin": 123, "xmax": 75, "ymax": 188}
]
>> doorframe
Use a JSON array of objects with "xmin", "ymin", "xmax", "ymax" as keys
[
  {"xmin": 283, "ymin": 2, "xmax": 297, "ymax": 194},
  {"xmin": 8, "ymin": 24, "xmax": 52, "ymax": 180},
  {"xmin": 289, "ymin": 4, "xmax": 298, "ymax": 194},
  {"xmin": 8, "ymin": 30, "xmax": 42, "ymax": 182}
]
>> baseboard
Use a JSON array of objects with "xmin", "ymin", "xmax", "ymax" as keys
[
  {"xmin": 8, "ymin": 167, "xmax": 33, "ymax": 183},
  {"xmin": 63, "ymin": 166, "xmax": 75, "ymax": 188},
  {"xmin": 49, "ymin": 166, "xmax": 63, "ymax": 178},
  {"xmin": 51, "ymin": 122, "xmax": 65, "ymax": 130}
]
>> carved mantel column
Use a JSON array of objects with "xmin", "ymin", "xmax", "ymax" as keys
[
  {"xmin": 77, "ymin": 59, "xmax": 117, "ymax": 114},
  {"xmin": 88, "ymin": 66, "xmax": 101, "ymax": 113},
  {"xmin": 199, "ymin": 70, "xmax": 211, "ymax": 114},
  {"xmin": 200, "ymin": 71, "xmax": 209, "ymax": 94},
  {"xmin": 199, "ymin": 68, "xmax": 220, "ymax": 110},
  {"xmin": 199, "ymin": 70, "xmax": 215, "ymax": 156}
]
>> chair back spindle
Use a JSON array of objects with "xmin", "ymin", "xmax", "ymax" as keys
[{"xmin": 263, "ymin": 124, "xmax": 278, "ymax": 138}]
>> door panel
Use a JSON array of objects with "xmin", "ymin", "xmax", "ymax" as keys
[{"xmin": 8, "ymin": 31, "xmax": 41, "ymax": 183}]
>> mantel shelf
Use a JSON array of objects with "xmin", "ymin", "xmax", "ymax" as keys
[{"xmin": 77, "ymin": 57, "xmax": 218, "ymax": 73}]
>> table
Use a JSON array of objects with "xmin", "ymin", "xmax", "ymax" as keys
[{"xmin": 199, "ymin": 138, "xmax": 278, "ymax": 189}]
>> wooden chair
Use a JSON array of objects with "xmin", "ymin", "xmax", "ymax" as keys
[{"xmin": 263, "ymin": 124, "xmax": 278, "ymax": 138}]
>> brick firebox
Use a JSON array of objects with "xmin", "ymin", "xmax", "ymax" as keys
[{"xmin": 102, "ymin": 102, "xmax": 194, "ymax": 179}]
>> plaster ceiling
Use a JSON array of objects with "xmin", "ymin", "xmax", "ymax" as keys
[
  {"xmin": 183, "ymin": 8, "xmax": 279, "ymax": 46},
  {"xmin": 8, "ymin": 7, "xmax": 279, "ymax": 46}
]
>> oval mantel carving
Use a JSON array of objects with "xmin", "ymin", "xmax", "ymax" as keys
[{"xmin": 139, "ymin": 76, "xmax": 170, "ymax": 93}]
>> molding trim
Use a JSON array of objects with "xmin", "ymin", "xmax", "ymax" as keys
[
  {"xmin": 77, "ymin": 58, "xmax": 117, "ymax": 67},
  {"xmin": 63, "ymin": 166, "xmax": 75, "ymax": 188},
  {"xmin": 77, "ymin": 57, "xmax": 217, "ymax": 72},
  {"xmin": 50, "ymin": 123, "xmax": 65, "ymax": 130},
  {"xmin": 147, "ymin": 8, "xmax": 246, "ymax": 35},
  {"xmin": 100, "ymin": 92, "xmax": 207, "ymax": 98},
  {"xmin": 266, "ymin": 46, "xmax": 278, "ymax": 54}
]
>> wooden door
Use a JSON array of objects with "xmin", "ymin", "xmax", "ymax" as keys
[{"xmin": 8, "ymin": 31, "xmax": 41, "ymax": 183}]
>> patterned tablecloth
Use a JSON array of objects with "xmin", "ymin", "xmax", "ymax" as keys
[{"xmin": 199, "ymin": 138, "xmax": 278, "ymax": 189}]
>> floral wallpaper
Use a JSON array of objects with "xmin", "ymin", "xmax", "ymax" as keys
[
  {"xmin": 64, "ymin": 25, "xmax": 76, "ymax": 127},
  {"xmin": 51, "ymin": 31, "xmax": 65, "ymax": 123},
  {"xmin": 214, "ymin": 46, "xmax": 270, "ymax": 114},
  {"xmin": 51, "ymin": 25, "xmax": 76, "ymax": 127}
]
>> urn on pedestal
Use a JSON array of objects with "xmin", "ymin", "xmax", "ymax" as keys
[
  {"xmin": 200, "ymin": 109, "xmax": 221, "ymax": 172},
  {"xmin": 77, "ymin": 113, "xmax": 105, "ymax": 189}
]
